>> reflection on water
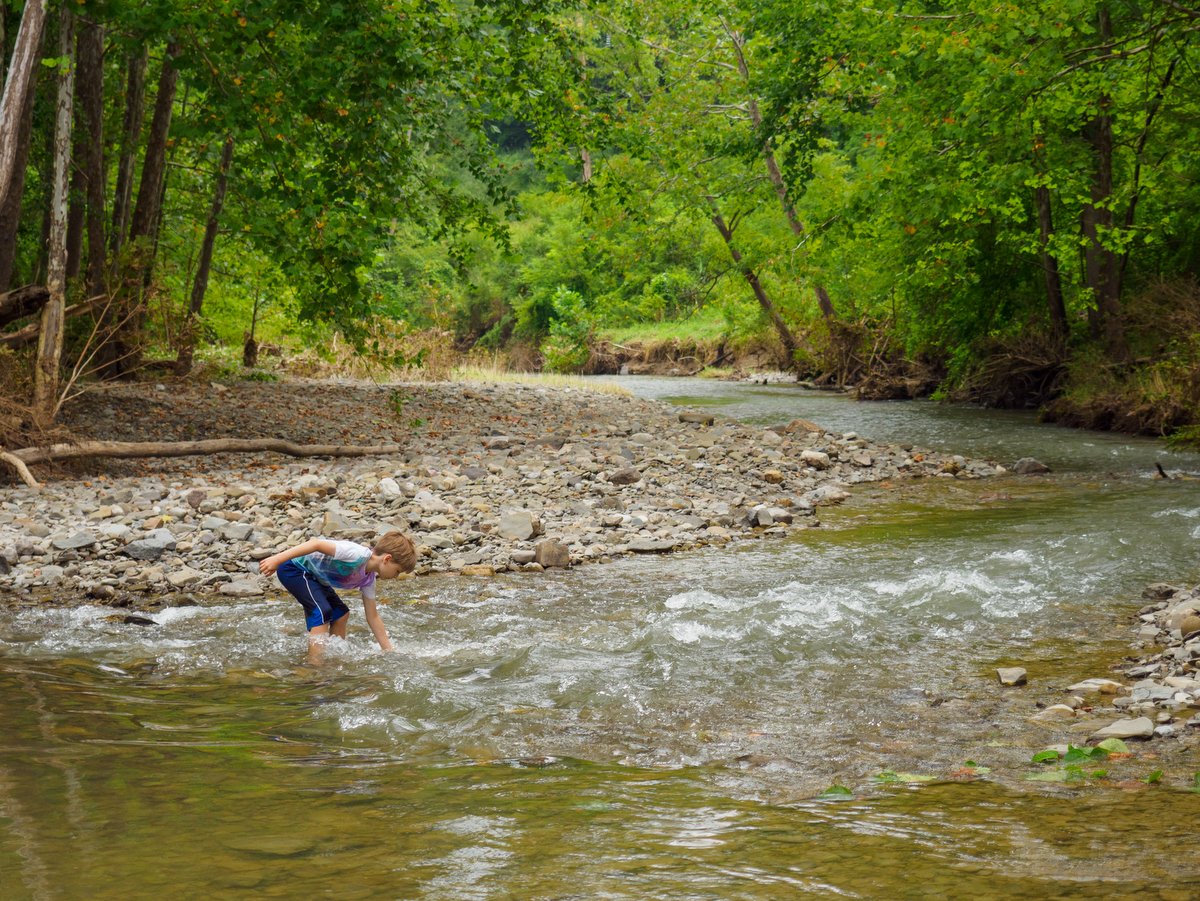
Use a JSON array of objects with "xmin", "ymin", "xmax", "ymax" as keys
[{"xmin": 4, "ymin": 379, "xmax": 1200, "ymax": 898}]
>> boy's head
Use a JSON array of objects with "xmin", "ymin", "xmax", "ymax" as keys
[{"xmin": 372, "ymin": 531, "xmax": 416, "ymax": 579}]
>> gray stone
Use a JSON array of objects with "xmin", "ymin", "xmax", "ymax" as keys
[
  {"xmin": 627, "ymin": 537, "xmax": 678, "ymax": 553},
  {"xmin": 801, "ymin": 450, "xmax": 831, "ymax": 470},
  {"xmin": 498, "ymin": 509, "xmax": 540, "ymax": 541},
  {"xmin": 510, "ymin": 549, "xmax": 537, "ymax": 565},
  {"xmin": 52, "ymin": 531, "xmax": 98, "ymax": 551},
  {"xmin": 167, "ymin": 566, "xmax": 206, "ymax": 588},
  {"xmin": 1090, "ymin": 717, "xmax": 1155, "ymax": 741},
  {"xmin": 996, "ymin": 667, "xmax": 1027, "ymax": 686},
  {"xmin": 608, "ymin": 467, "xmax": 642, "ymax": 486},
  {"xmin": 218, "ymin": 579, "xmax": 264, "ymax": 598},
  {"xmin": 678, "ymin": 411, "xmax": 715, "ymax": 425},
  {"xmin": 222, "ymin": 522, "xmax": 254, "ymax": 542},
  {"xmin": 1142, "ymin": 583, "xmax": 1179, "ymax": 600},
  {"xmin": 123, "ymin": 528, "xmax": 177, "ymax": 561},
  {"xmin": 378, "ymin": 477, "xmax": 403, "ymax": 499},
  {"xmin": 413, "ymin": 490, "xmax": 452, "ymax": 513},
  {"xmin": 1012, "ymin": 458, "xmax": 1050, "ymax": 474},
  {"xmin": 806, "ymin": 484, "xmax": 850, "ymax": 506},
  {"xmin": 534, "ymin": 539, "xmax": 571, "ymax": 568}
]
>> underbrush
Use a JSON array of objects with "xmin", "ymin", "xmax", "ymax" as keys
[{"xmin": 1043, "ymin": 280, "xmax": 1200, "ymax": 439}]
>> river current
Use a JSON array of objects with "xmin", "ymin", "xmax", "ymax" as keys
[{"xmin": 3, "ymin": 377, "xmax": 1200, "ymax": 899}]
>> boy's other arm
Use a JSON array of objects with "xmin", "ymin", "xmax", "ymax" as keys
[
  {"xmin": 258, "ymin": 538, "xmax": 337, "ymax": 575},
  {"xmin": 362, "ymin": 598, "xmax": 394, "ymax": 652}
]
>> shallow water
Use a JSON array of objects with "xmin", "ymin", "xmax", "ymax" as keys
[{"xmin": 4, "ymin": 380, "xmax": 1200, "ymax": 899}]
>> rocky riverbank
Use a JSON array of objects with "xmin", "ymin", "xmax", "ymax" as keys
[{"xmin": 0, "ymin": 378, "xmax": 1006, "ymax": 610}]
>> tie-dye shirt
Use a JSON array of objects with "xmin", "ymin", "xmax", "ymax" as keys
[{"xmin": 295, "ymin": 539, "xmax": 377, "ymax": 600}]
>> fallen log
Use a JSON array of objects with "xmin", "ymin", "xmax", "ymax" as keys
[
  {"xmin": 0, "ymin": 285, "xmax": 49, "ymax": 329},
  {"xmin": 1, "ymin": 294, "xmax": 108, "ymax": 347},
  {"xmin": 1, "ymin": 438, "xmax": 406, "ymax": 490}
]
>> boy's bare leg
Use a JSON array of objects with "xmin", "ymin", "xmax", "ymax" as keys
[
  {"xmin": 330, "ymin": 613, "xmax": 349, "ymax": 640},
  {"xmin": 306, "ymin": 624, "xmax": 331, "ymax": 665}
]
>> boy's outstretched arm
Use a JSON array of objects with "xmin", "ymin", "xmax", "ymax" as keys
[
  {"xmin": 362, "ymin": 598, "xmax": 394, "ymax": 652},
  {"xmin": 258, "ymin": 538, "xmax": 337, "ymax": 576}
]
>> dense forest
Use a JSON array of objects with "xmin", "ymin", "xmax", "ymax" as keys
[{"xmin": 1, "ymin": 0, "xmax": 1198, "ymax": 440}]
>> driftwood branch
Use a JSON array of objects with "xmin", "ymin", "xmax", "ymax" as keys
[
  {"xmin": 0, "ymin": 448, "xmax": 40, "ymax": 489},
  {"xmin": 10, "ymin": 438, "xmax": 405, "ymax": 466}
]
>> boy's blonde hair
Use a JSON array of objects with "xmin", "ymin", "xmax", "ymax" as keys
[{"xmin": 373, "ymin": 531, "xmax": 416, "ymax": 572}]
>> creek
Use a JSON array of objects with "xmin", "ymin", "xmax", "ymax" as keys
[{"xmin": 3, "ymin": 377, "xmax": 1200, "ymax": 899}]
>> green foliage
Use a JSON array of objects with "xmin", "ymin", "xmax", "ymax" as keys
[{"xmin": 540, "ymin": 286, "xmax": 592, "ymax": 373}]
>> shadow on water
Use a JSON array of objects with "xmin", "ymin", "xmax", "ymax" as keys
[{"xmin": 4, "ymin": 377, "xmax": 1200, "ymax": 897}]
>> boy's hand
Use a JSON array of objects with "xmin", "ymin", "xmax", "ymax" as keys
[{"xmin": 259, "ymin": 554, "xmax": 283, "ymax": 576}]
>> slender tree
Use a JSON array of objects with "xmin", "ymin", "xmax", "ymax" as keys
[{"xmin": 33, "ymin": 6, "xmax": 75, "ymax": 423}]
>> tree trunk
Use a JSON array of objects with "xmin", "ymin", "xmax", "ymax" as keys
[
  {"xmin": 1079, "ymin": 7, "xmax": 1128, "ymax": 363},
  {"xmin": 1035, "ymin": 184, "xmax": 1068, "ymax": 345},
  {"xmin": 709, "ymin": 200, "xmax": 799, "ymax": 367},
  {"xmin": 176, "ymin": 136, "xmax": 234, "ymax": 376},
  {"xmin": 33, "ymin": 6, "xmax": 74, "ymax": 425},
  {"xmin": 12, "ymin": 437, "xmax": 409, "ymax": 466},
  {"xmin": 0, "ymin": 63, "xmax": 37, "ymax": 292},
  {"xmin": 0, "ymin": 0, "xmax": 47, "ymax": 213},
  {"xmin": 108, "ymin": 49, "xmax": 147, "ymax": 271},
  {"xmin": 65, "ymin": 147, "xmax": 84, "ymax": 279},
  {"xmin": 77, "ymin": 17, "xmax": 106, "ymax": 299},
  {"xmin": 110, "ymin": 42, "xmax": 179, "ymax": 376}
]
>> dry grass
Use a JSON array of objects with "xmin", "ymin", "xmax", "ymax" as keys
[{"xmin": 451, "ymin": 362, "xmax": 631, "ymax": 395}]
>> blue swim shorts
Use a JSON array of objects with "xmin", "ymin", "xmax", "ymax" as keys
[{"xmin": 276, "ymin": 559, "xmax": 351, "ymax": 631}]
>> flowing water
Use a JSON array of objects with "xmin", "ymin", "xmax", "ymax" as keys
[{"xmin": 4, "ymin": 378, "xmax": 1200, "ymax": 899}]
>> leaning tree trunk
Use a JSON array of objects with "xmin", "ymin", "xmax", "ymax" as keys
[
  {"xmin": 0, "ymin": 68, "xmax": 37, "ymax": 292},
  {"xmin": 723, "ymin": 18, "xmax": 838, "ymax": 326},
  {"xmin": 708, "ymin": 200, "xmax": 800, "ymax": 367},
  {"xmin": 0, "ymin": 0, "xmax": 47, "ymax": 213},
  {"xmin": 176, "ymin": 135, "xmax": 234, "ymax": 376},
  {"xmin": 32, "ymin": 6, "xmax": 74, "ymax": 425}
]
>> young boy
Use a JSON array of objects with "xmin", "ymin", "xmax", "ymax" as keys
[{"xmin": 258, "ymin": 530, "xmax": 416, "ymax": 662}]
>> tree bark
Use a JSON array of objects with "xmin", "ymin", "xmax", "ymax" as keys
[
  {"xmin": 0, "ymin": 63, "xmax": 37, "ymax": 292},
  {"xmin": 0, "ymin": 284, "xmax": 49, "ymax": 328},
  {"xmin": 1035, "ymin": 184, "xmax": 1068, "ymax": 346},
  {"xmin": 1079, "ymin": 7, "xmax": 1128, "ymax": 362},
  {"xmin": 32, "ymin": 6, "xmax": 75, "ymax": 425},
  {"xmin": 0, "ymin": 0, "xmax": 47, "ymax": 213},
  {"xmin": 176, "ymin": 136, "xmax": 234, "ymax": 376},
  {"xmin": 109, "ymin": 42, "xmax": 179, "ymax": 376},
  {"xmin": 77, "ymin": 17, "xmax": 106, "ymax": 299},
  {"xmin": 709, "ymin": 199, "xmax": 799, "ymax": 367},
  {"xmin": 109, "ymin": 49, "xmax": 147, "ymax": 270}
]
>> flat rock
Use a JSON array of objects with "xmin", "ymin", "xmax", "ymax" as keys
[
  {"xmin": 1031, "ymin": 704, "xmax": 1076, "ymax": 722},
  {"xmin": 627, "ymin": 537, "xmax": 678, "ymax": 553},
  {"xmin": 1012, "ymin": 457, "xmax": 1051, "ymax": 474},
  {"xmin": 1067, "ymin": 678, "xmax": 1125, "ymax": 695},
  {"xmin": 996, "ymin": 667, "xmax": 1027, "ymax": 686},
  {"xmin": 608, "ymin": 467, "xmax": 642, "ymax": 486},
  {"xmin": 498, "ymin": 509, "xmax": 539, "ymax": 541},
  {"xmin": 1090, "ymin": 717, "xmax": 1155, "ymax": 741},
  {"xmin": 122, "ymin": 528, "xmax": 177, "ymax": 561},
  {"xmin": 52, "ymin": 531, "xmax": 99, "ymax": 551},
  {"xmin": 218, "ymin": 579, "xmax": 264, "ymax": 598}
]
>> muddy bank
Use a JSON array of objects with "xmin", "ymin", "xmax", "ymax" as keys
[
  {"xmin": 584, "ymin": 336, "xmax": 789, "ymax": 377},
  {"xmin": 0, "ymin": 377, "xmax": 1005, "ymax": 610}
]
